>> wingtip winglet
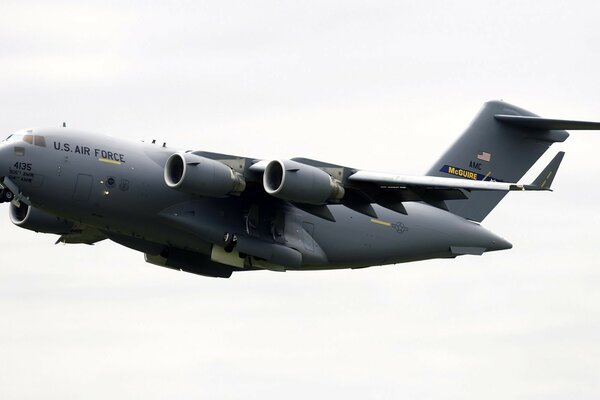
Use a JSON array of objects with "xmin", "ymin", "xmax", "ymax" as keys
[{"xmin": 530, "ymin": 151, "xmax": 565, "ymax": 190}]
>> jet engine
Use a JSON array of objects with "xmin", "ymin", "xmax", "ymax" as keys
[
  {"xmin": 164, "ymin": 152, "xmax": 246, "ymax": 197},
  {"xmin": 10, "ymin": 203, "xmax": 73, "ymax": 234},
  {"xmin": 263, "ymin": 159, "xmax": 345, "ymax": 204}
]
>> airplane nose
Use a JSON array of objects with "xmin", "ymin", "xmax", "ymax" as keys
[
  {"xmin": 0, "ymin": 143, "xmax": 7, "ymax": 171},
  {"xmin": 0, "ymin": 142, "xmax": 14, "ymax": 181},
  {"xmin": 0, "ymin": 143, "xmax": 8, "ymax": 165}
]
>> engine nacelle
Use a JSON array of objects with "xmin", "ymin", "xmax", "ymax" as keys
[
  {"xmin": 164, "ymin": 152, "xmax": 246, "ymax": 197},
  {"xmin": 263, "ymin": 159, "xmax": 345, "ymax": 205},
  {"xmin": 10, "ymin": 203, "xmax": 73, "ymax": 234}
]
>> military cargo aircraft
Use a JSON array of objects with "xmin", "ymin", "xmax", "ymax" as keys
[{"xmin": 1, "ymin": 101, "xmax": 598, "ymax": 278}]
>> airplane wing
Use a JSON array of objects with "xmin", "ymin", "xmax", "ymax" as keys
[
  {"xmin": 349, "ymin": 171, "xmax": 527, "ymax": 191},
  {"xmin": 243, "ymin": 152, "xmax": 565, "ymax": 219},
  {"xmin": 250, "ymin": 153, "xmax": 563, "ymax": 192},
  {"xmin": 348, "ymin": 151, "xmax": 565, "ymax": 192},
  {"xmin": 178, "ymin": 148, "xmax": 564, "ymax": 219}
]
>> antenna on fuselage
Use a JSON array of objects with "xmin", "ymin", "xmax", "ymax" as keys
[{"xmin": 62, "ymin": 122, "xmax": 66, "ymax": 128}]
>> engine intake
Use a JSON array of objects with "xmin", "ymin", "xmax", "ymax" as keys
[
  {"xmin": 263, "ymin": 159, "xmax": 344, "ymax": 205},
  {"xmin": 164, "ymin": 152, "xmax": 246, "ymax": 197},
  {"xmin": 10, "ymin": 203, "xmax": 73, "ymax": 234}
]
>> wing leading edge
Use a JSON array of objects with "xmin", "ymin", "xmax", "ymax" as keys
[
  {"xmin": 348, "ymin": 151, "xmax": 566, "ymax": 193},
  {"xmin": 241, "ymin": 151, "xmax": 565, "ymax": 220}
]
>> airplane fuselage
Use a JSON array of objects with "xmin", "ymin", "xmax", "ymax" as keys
[{"xmin": 0, "ymin": 127, "xmax": 510, "ymax": 275}]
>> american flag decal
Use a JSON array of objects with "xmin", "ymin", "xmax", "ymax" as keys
[{"xmin": 477, "ymin": 151, "xmax": 491, "ymax": 162}]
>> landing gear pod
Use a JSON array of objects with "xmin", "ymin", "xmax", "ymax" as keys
[{"xmin": 164, "ymin": 152, "xmax": 246, "ymax": 197}]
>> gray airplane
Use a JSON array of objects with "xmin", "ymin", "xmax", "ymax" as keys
[{"xmin": 1, "ymin": 101, "xmax": 598, "ymax": 278}]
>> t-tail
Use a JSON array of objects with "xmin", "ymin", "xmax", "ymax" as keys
[{"xmin": 427, "ymin": 100, "xmax": 600, "ymax": 222}]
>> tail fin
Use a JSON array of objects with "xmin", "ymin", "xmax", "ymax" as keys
[{"xmin": 427, "ymin": 101, "xmax": 600, "ymax": 222}]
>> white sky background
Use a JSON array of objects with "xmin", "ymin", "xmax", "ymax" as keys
[{"xmin": 1, "ymin": 1, "xmax": 599, "ymax": 398}]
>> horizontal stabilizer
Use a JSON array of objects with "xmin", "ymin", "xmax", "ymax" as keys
[{"xmin": 495, "ymin": 115, "xmax": 600, "ymax": 130}]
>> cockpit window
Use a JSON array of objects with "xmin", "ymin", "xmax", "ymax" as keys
[
  {"xmin": 2, "ymin": 132, "xmax": 47, "ymax": 147},
  {"xmin": 34, "ymin": 135, "xmax": 46, "ymax": 147}
]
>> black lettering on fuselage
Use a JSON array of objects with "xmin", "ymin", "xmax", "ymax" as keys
[
  {"xmin": 83, "ymin": 147, "xmax": 126, "ymax": 163},
  {"xmin": 469, "ymin": 161, "xmax": 482, "ymax": 170}
]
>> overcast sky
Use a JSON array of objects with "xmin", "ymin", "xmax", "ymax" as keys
[{"xmin": 1, "ymin": 1, "xmax": 600, "ymax": 399}]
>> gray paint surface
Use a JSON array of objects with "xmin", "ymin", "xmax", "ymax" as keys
[
  {"xmin": 1, "ymin": 108, "xmax": 542, "ymax": 277},
  {"xmin": 1, "ymin": 2, "xmax": 600, "ymax": 399}
]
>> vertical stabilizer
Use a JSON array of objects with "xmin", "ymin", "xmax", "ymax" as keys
[{"xmin": 427, "ymin": 101, "xmax": 569, "ymax": 221}]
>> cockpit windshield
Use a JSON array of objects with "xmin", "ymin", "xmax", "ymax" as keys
[{"xmin": 2, "ymin": 131, "xmax": 46, "ymax": 147}]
